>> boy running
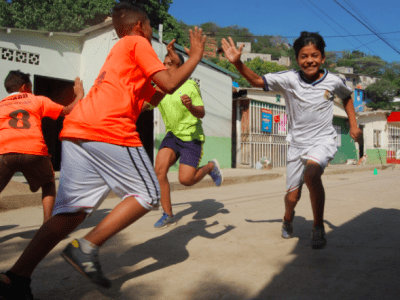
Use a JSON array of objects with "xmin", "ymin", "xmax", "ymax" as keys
[
  {"xmin": 221, "ymin": 32, "xmax": 362, "ymax": 249},
  {"xmin": 0, "ymin": 70, "xmax": 83, "ymax": 223},
  {"xmin": 142, "ymin": 50, "xmax": 223, "ymax": 229},
  {"xmin": 0, "ymin": 3, "xmax": 206, "ymax": 299}
]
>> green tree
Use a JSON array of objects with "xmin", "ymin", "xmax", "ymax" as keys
[
  {"xmin": 365, "ymin": 78, "xmax": 398, "ymax": 103},
  {"xmin": 215, "ymin": 57, "xmax": 288, "ymax": 88},
  {"xmin": 0, "ymin": 0, "xmax": 116, "ymax": 32}
]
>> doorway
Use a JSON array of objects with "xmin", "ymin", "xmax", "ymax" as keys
[{"xmin": 34, "ymin": 75, "xmax": 75, "ymax": 171}]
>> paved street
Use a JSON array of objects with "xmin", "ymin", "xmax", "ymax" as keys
[{"xmin": 1, "ymin": 168, "xmax": 400, "ymax": 300}]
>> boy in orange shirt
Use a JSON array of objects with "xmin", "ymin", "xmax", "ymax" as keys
[
  {"xmin": 0, "ymin": 3, "xmax": 206, "ymax": 299},
  {"xmin": 0, "ymin": 70, "xmax": 83, "ymax": 223}
]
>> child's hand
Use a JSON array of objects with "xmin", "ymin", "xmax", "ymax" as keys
[
  {"xmin": 73, "ymin": 77, "xmax": 84, "ymax": 98},
  {"xmin": 181, "ymin": 94, "xmax": 193, "ymax": 110},
  {"xmin": 166, "ymin": 39, "xmax": 181, "ymax": 66},
  {"xmin": 184, "ymin": 26, "xmax": 206, "ymax": 61},
  {"xmin": 350, "ymin": 126, "xmax": 363, "ymax": 144},
  {"xmin": 221, "ymin": 37, "xmax": 244, "ymax": 64}
]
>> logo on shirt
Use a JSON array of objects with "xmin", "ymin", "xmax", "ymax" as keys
[{"xmin": 324, "ymin": 90, "xmax": 334, "ymax": 100}]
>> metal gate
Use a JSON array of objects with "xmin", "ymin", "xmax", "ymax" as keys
[
  {"xmin": 387, "ymin": 124, "xmax": 400, "ymax": 163},
  {"xmin": 238, "ymin": 100, "xmax": 288, "ymax": 168}
]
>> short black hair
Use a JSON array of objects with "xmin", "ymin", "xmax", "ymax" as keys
[
  {"xmin": 4, "ymin": 70, "xmax": 31, "ymax": 93},
  {"xmin": 165, "ymin": 52, "xmax": 185, "ymax": 66},
  {"xmin": 112, "ymin": 2, "xmax": 149, "ymax": 38},
  {"xmin": 293, "ymin": 31, "xmax": 326, "ymax": 58}
]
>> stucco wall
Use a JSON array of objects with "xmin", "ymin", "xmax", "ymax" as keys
[{"xmin": 0, "ymin": 30, "xmax": 81, "ymax": 99}]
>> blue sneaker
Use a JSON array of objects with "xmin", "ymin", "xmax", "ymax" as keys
[
  {"xmin": 154, "ymin": 212, "xmax": 177, "ymax": 229},
  {"xmin": 209, "ymin": 159, "xmax": 223, "ymax": 187}
]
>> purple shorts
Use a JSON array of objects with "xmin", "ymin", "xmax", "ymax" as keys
[{"xmin": 160, "ymin": 132, "xmax": 203, "ymax": 168}]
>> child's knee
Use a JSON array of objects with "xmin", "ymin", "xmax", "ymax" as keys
[{"xmin": 285, "ymin": 189, "xmax": 301, "ymax": 203}]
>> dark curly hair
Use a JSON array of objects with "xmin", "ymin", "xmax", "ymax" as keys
[{"xmin": 293, "ymin": 31, "xmax": 326, "ymax": 58}]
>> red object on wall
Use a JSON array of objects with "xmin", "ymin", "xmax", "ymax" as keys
[
  {"xmin": 387, "ymin": 112, "xmax": 400, "ymax": 122},
  {"xmin": 273, "ymin": 114, "xmax": 280, "ymax": 123}
]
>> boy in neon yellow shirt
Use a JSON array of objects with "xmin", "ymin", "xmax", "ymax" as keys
[{"xmin": 143, "ymin": 52, "xmax": 223, "ymax": 228}]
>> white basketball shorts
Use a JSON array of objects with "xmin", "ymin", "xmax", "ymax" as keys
[
  {"xmin": 286, "ymin": 139, "xmax": 337, "ymax": 192},
  {"xmin": 53, "ymin": 140, "xmax": 160, "ymax": 216}
]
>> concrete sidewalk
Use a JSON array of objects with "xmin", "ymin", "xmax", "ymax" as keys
[{"xmin": 0, "ymin": 163, "xmax": 395, "ymax": 211}]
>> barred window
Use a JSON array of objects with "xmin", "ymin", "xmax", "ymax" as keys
[{"xmin": 373, "ymin": 129, "xmax": 382, "ymax": 148}]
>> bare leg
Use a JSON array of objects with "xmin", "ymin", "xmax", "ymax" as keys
[
  {"xmin": 84, "ymin": 196, "xmax": 149, "ymax": 247},
  {"xmin": 178, "ymin": 162, "xmax": 214, "ymax": 186},
  {"xmin": 304, "ymin": 161, "xmax": 325, "ymax": 227},
  {"xmin": 10, "ymin": 212, "xmax": 87, "ymax": 277},
  {"xmin": 284, "ymin": 187, "xmax": 302, "ymax": 221},
  {"xmin": 154, "ymin": 148, "xmax": 177, "ymax": 216},
  {"xmin": 41, "ymin": 181, "xmax": 56, "ymax": 223}
]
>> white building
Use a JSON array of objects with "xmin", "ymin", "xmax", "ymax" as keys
[{"xmin": 0, "ymin": 20, "xmax": 236, "ymax": 170}]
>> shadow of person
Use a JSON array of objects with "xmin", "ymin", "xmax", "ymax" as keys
[
  {"xmin": 173, "ymin": 199, "xmax": 229, "ymax": 221},
  {"xmin": 101, "ymin": 220, "xmax": 235, "ymax": 296},
  {"xmin": 0, "ymin": 209, "xmax": 112, "ymax": 245},
  {"xmin": 251, "ymin": 208, "xmax": 400, "ymax": 300},
  {"xmin": 0, "ymin": 225, "xmax": 18, "ymax": 232}
]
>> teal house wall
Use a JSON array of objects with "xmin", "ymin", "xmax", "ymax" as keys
[{"xmin": 331, "ymin": 117, "xmax": 358, "ymax": 164}]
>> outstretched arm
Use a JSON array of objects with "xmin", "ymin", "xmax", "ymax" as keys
[
  {"xmin": 152, "ymin": 27, "xmax": 206, "ymax": 94},
  {"xmin": 200, "ymin": 224, "xmax": 235, "ymax": 239},
  {"xmin": 221, "ymin": 37, "xmax": 264, "ymax": 88},
  {"xmin": 60, "ymin": 77, "xmax": 84, "ymax": 116},
  {"xmin": 343, "ymin": 96, "xmax": 362, "ymax": 144}
]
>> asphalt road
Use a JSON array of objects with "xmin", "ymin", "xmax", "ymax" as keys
[{"xmin": 1, "ymin": 168, "xmax": 399, "ymax": 300}]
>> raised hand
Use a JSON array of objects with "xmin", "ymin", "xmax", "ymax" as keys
[
  {"xmin": 184, "ymin": 26, "xmax": 206, "ymax": 61},
  {"xmin": 166, "ymin": 39, "xmax": 181, "ymax": 66},
  {"xmin": 73, "ymin": 77, "xmax": 84, "ymax": 98},
  {"xmin": 221, "ymin": 37, "xmax": 244, "ymax": 64}
]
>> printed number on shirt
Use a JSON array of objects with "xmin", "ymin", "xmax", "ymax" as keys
[{"xmin": 8, "ymin": 109, "xmax": 31, "ymax": 129}]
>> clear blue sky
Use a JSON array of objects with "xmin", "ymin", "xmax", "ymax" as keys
[{"xmin": 169, "ymin": 0, "xmax": 400, "ymax": 63}]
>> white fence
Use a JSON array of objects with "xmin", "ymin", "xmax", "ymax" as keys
[{"xmin": 239, "ymin": 100, "xmax": 288, "ymax": 168}]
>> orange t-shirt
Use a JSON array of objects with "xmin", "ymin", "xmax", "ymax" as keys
[
  {"xmin": 60, "ymin": 35, "xmax": 167, "ymax": 147},
  {"xmin": 0, "ymin": 93, "xmax": 64, "ymax": 156}
]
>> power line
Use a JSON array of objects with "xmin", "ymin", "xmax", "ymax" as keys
[{"xmin": 333, "ymin": 0, "xmax": 400, "ymax": 56}]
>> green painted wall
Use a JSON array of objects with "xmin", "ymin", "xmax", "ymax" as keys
[
  {"xmin": 331, "ymin": 117, "xmax": 358, "ymax": 164},
  {"xmin": 155, "ymin": 134, "xmax": 232, "ymax": 171},
  {"xmin": 365, "ymin": 149, "xmax": 386, "ymax": 165}
]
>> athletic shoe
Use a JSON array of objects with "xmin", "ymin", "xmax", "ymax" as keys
[
  {"xmin": 0, "ymin": 272, "xmax": 33, "ymax": 300},
  {"xmin": 209, "ymin": 159, "xmax": 223, "ymax": 187},
  {"xmin": 60, "ymin": 239, "xmax": 111, "ymax": 288},
  {"xmin": 154, "ymin": 212, "xmax": 177, "ymax": 229},
  {"xmin": 311, "ymin": 225, "xmax": 327, "ymax": 249},
  {"xmin": 281, "ymin": 210, "xmax": 295, "ymax": 239}
]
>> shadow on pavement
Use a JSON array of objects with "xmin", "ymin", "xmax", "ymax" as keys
[
  {"xmin": 172, "ymin": 199, "xmax": 230, "ymax": 221},
  {"xmin": 99, "ymin": 219, "xmax": 235, "ymax": 297},
  {"xmin": 248, "ymin": 207, "xmax": 400, "ymax": 300},
  {"xmin": 0, "ymin": 209, "xmax": 112, "ymax": 246}
]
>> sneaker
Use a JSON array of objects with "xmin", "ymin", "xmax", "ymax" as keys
[
  {"xmin": 154, "ymin": 212, "xmax": 177, "ymax": 229},
  {"xmin": 281, "ymin": 210, "xmax": 295, "ymax": 239},
  {"xmin": 209, "ymin": 159, "xmax": 223, "ymax": 187},
  {"xmin": 60, "ymin": 239, "xmax": 111, "ymax": 288},
  {"xmin": 0, "ymin": 272, "xmax": 33, "ymax": 300},
  {"xmin": 311, "ymin": 225, "xmax": 327, "ymax": 249}
]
